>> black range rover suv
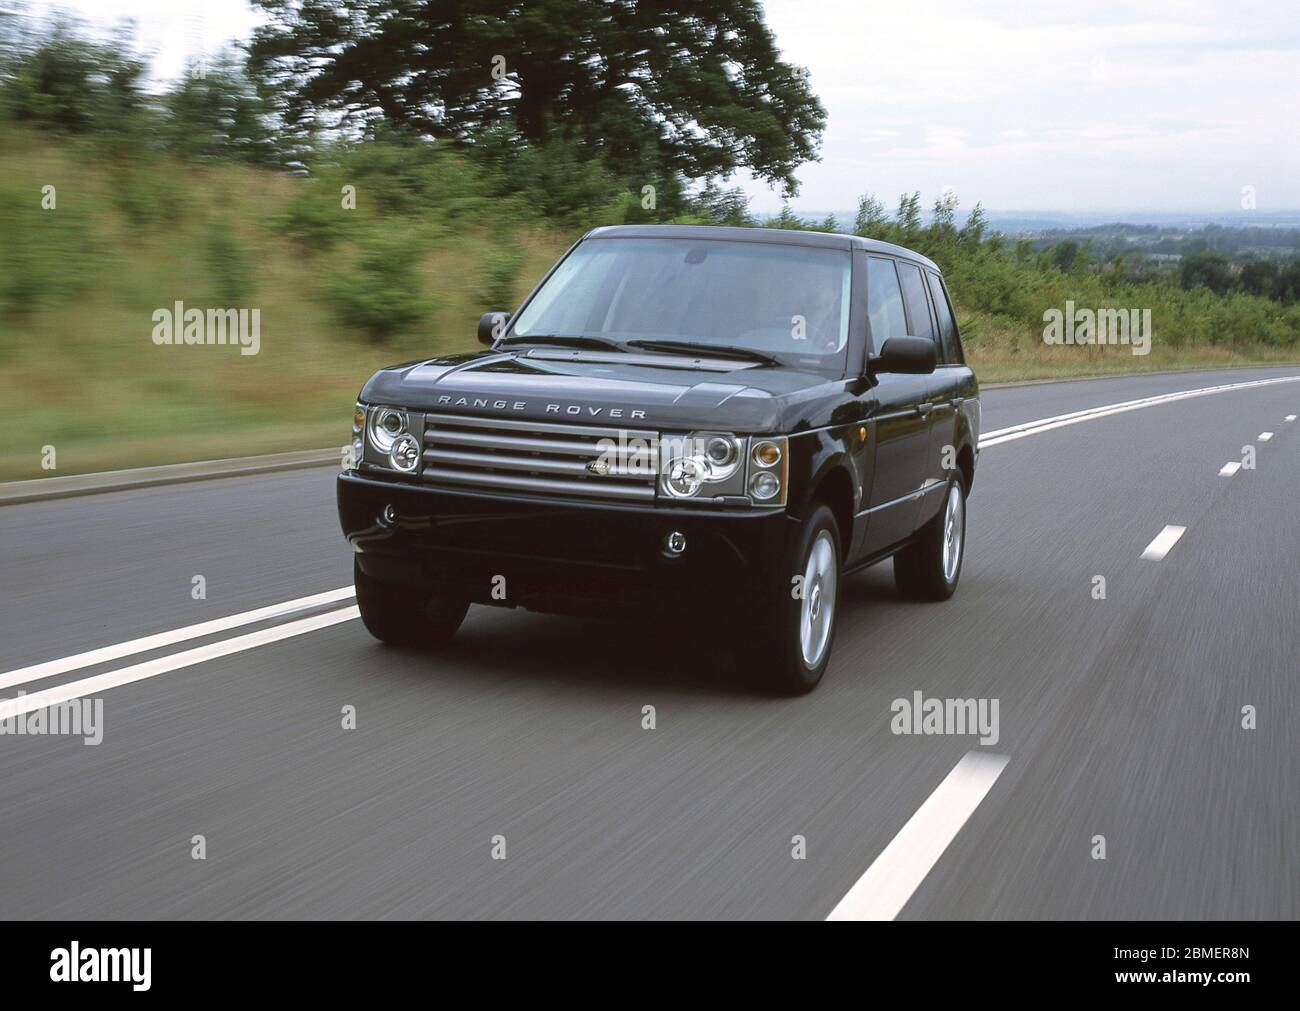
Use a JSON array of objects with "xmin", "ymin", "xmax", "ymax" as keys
[{"xmin": 339, "ymin": 224, "xmax": 978, "ymax": 694}]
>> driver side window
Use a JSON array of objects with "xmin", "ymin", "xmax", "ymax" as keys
[{"xmin": 866, "ymin": 256, "xmax": 907, "ymax": 353}]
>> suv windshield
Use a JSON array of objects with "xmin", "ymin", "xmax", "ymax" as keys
[{"xmin": 511, "ymin": 237, "xmax": 852, "ymax": 369}]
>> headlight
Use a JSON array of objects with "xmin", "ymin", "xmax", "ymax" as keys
[
  {"xmin": 368, "ymin": 407, "xmax": 407, "ymax": 453},
  {"xmin": 664, "ymin": 456, "xmax": 709, "ymax": 498},
  {"xmin": 360, "ymin": 405, "xmax": 424, "ymax": 473},
  {"xmin": 389, "ymin": 433, "xmax": 421, "ymax": 472},
  {"xmin": 656, "ymin": 432, "xmax": 785, "ymax": 504}
]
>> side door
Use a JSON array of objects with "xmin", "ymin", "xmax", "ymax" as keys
[
  {"xmin": 897, "ymin": 260, "xmax": 949, "ymax": 527},
  {"xmin": 859, "ymin": 255, "xmax": 929, "ymax": 556},
  {"xmin": 925, "ymin": 269, "xmax": 977, "ymax": 485}
]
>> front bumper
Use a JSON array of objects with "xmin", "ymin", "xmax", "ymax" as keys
[{"xmin": 338, "ymin": 472, "xmax": 796, "ymax": 617}]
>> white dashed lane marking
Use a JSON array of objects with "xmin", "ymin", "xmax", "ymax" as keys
[
  {"xmin": 827, "ymin": 752, "xmax": 1010, "ymax": 921},
  {"xmin": 1219, "ymin": 462, "xmax": 1241, "ymax": 477},
  {"xmin": 1140, "ymin": 524, "xmax": 1187, "ymax": 561}
]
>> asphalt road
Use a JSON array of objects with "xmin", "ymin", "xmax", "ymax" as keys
[{"xmin": 1, "ymin": 365, "xmax": 1297, "ymax": 919}]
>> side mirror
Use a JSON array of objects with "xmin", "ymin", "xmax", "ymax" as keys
[
  {"xmin": 870, "ymin": 336, "xmax": 936, "ymax": 375},
  {"xmin": 478, "ymin": 311, "xmax": 509, "ymax": 347}
]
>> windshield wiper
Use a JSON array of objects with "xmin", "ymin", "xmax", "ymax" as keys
[
  {"xmin": 498, "ymin": 333, "xmax": 625, "ymax": 351},
  {"xmin": 626, "ymin": 339, "xmax": 780, "ymax": 366}
]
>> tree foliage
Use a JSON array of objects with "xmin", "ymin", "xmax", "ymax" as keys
[{"xmin": 249, "ymin": 0, "xmax": 825, "ymax": 195}]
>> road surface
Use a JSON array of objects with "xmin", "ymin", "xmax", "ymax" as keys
[{"xmin": 1, "ymin": 366, "xmax": 1297, "ymax": 919}]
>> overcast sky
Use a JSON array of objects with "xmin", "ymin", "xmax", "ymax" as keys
[{"xmin": 22, "ymin": 0, "xmax": 1300, "ymax": 214}]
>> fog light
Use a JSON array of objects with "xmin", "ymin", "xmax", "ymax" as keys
[
  {"xmin": 380, "ymin": 504, "xmax": 396, "ymax": 526},
  {"xmin": 664, "ymin": 530, "xmax": 687, "ymax": 556}
]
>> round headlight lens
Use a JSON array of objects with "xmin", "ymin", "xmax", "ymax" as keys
[
  {"xmin": 389, "ymin": 433, "xmax": 420, "ymax": 473},
  {"xmin": 752, "ymin": 440, "xmax": 782, "ymax": 468},
  {"xmin": 704, "ymin": 436, "xmax": 736, "ymax": 468},
  {"xmin": 369, "ymin": 408, "xmax": 406, "ymax": 452},
  {"xmin": 749, "ymin": 471, "xmax": 780, "ymax": 501},
  {"xmin": 664, "ymin": 456, "xmax": 708, "ymax": 498}
]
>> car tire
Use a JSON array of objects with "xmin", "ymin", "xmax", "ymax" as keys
[
  {"xmin": 740, "ymin": 503, "xmax": 841, "ymax": 696},
  {"xmin": 354, "ymin": 557, "xmax": 469, "ymax": 646},
  {"xmin": 894, "ymin": 477, "xmax": 966, "ymax": 601}
]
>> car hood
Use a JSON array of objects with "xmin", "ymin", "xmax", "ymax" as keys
[{"xmin": 359, "ymin": 348, "xmax": 847, "ymax": 432}]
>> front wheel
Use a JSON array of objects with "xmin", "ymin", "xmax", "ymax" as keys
[
  {"xmin": 354, "ymin": 558, "xmax": 469, "ymax": 646},
  {"xmin": 894, "ymin": 478, "xmax": 966, "ymax": 601},
  {"xmin": 739, "ymin": 503, "xmax": 841, "ymax": 695}
]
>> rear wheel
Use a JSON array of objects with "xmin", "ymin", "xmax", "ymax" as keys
[
  {"xmin": 740, "ymin": 503, "xmax": 841, "ymax": 695},
  {"xmin": 894, "ymin": 478, "xmax": 966, "ymax": 601},
  {"xmin": 354, "ymin": 558, "xmax": 469, "ymax": 646}
]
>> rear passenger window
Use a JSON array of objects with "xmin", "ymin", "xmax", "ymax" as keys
[
  {"xmin": 926, "ymin": 272, "xmax": 963, "ymax": 364},
  {"xmin": 897, "ymin": 262, "xmax": 936, "ymax": 342},
  {"xmin": 866, "ymin": 257, "xmax": 907, "ymax": 352}
]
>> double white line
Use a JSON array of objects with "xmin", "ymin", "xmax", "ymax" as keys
[
  {"xmin": 978, "ymin": 374, "xmax": 1300, "ymax": 449},
  {"xmin": 0, "ymin": 588, "xmax": 357, "ymax": 721}
]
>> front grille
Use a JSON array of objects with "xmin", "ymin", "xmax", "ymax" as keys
[{"xmin": 421, "ymin": 414, "xmax": 659, "ymax": 502}]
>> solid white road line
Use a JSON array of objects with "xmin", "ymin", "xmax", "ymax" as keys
[
  {"xmin": 0, "ymin": 606, "xmax": 359, "ymax": 721},
  {"xmin": 979, "ymin": 375, "xmax": 1300, "ymax": 449},
  {"xmin": 1286, "ymin": 415, "xmax": 1297, "ymax": 422},
  {"xmin": 826, "ymin": 751, "xmax": 1009, "ymax": 921},
  {"xmin": 1140, "ymin": 524, "xmax": 1187, "ymax": 561},
  {"xmin": 0, "ymin": 586, "xmax": 355, "ymax": 692},
  {"xmin": 1219, "ymin": 462, "xmax": 1242, "ymax": 477},
  {"xmin": 1258, "ymin": 432, "xmax": 1273, "ymax": 441}
]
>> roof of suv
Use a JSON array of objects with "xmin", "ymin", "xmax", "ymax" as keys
[{"xmin": 584, "ymin": 223, "xmax": 940, "ymax": 273}]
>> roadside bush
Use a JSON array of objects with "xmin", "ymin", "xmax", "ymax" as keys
[
  {"xmin": 477, "ymin": 246, "xmax": 524, "ymax": 314},
  {"xmin": 327, "ymin": 224, "xmax": 433, "ymax": 343},
  {"xmin": 205, "ymin": 228, "xmax": 255, "ymax": 303},
  {"xmin": 0, "ymin": 183, "xmax": 94, "ymax": 317}
]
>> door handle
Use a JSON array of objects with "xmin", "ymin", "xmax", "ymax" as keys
[
  {"xmin": 916, "ymin": 402, "xmax": 934, "ymax": 418},
  {"xmin": 950, "ymin": 396, "xmax": 964, "ymax": 408}
]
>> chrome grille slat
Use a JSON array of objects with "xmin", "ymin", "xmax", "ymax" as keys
[
  {"xmin": 421, "ymin": 414, "xmax": 660, "ymax": 502},
  {"xmin": 425, "ymin": 413, "xmax": 655, "ymax": 441},
  {"xmin": 424, "ymin": 467, "xmax": 655, "ymax": 501},
  {"xmin": 431, "ymin": 430, "xmax": 610, "ymax": 457},
  {"xmin": 425, "ymin": 448, "xmax": 595, "ymax": 477}
]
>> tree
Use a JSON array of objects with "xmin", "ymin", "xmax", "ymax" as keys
[
  {"xmin": 162, "ymin": 53, "xmax": 276, "ymax": 163},
  {"xmin": 2, "ymin": 18, "xmax": 147, "ymax": 134},
  {"xmin": 689, "ymin": 182, "xmax": 754, "ymax": 226},
  {"xmin": 766, "ymin": 203, "xmax": 806, "ymax": 230},
  {"xmin": 853, "ymin": 193, "xmax": 888, "ymax": 238},
  {"xmin": 895, "ymin": 191, "xmax": 921, "ymax": 246},
  {"xmin": 1051, "ymin": 240, "xmax": 1080, "ymax": 273},
  {"xmin": 1180, "ymin": 250, "xmax": 1235, "ymax": 295},
  {"xmin": 959, "ymin": 202, "xmax": 987, "ymax": 245},
  {"xmin": 1238, "ymin": 260, "xmax": 1276, "ymax": 299},
  {"xmin": 249, "ymin": 0, "xmax": 826, "ymax": 195}
]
